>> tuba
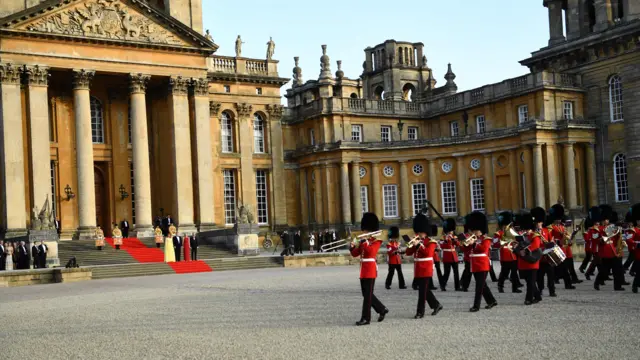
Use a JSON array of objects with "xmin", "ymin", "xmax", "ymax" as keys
[{"xmin": 500, "ymin": 223, "xmax": 519, "ymax": 247}]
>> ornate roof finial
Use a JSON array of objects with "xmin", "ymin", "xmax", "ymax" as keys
[
  {"xmin": 335, "ymin": 60, "xmax": 344, "ymax": 80},
  {"xmin": 292, "ymin": 56, "xmax": 303, "ymax": 87},
  {"xmin": 422, "ymin": 55, "xmax": 427, "ymax": 67},
  {"xmin": 445, "ymin": 63, "xmax": 456, "ymax": 86},
  {"xmin": 319, "ymin": 45, "xmax": 331, "ymax": 79}
]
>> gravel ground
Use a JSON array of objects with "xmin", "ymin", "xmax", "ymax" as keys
[{"xmin": 1, "ymin": 264, "xmax": 637, "ymax": 360}]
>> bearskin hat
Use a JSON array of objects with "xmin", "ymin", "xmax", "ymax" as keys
[
  {"xmin": 443, "ymin": 218, "xmax": 456, "ymax": 233},
  {"xmin": 625, "ymin": 211, "xmax": 632, "ymax": 224},
  {"xmin": 515, "ymin": 212, "xmax": 534, "ymax": 231},
  {"xmin": 531, "ymin": 207, "xmax": 546, "ymax": 224},
  {"xmin": 388, "ymin": 226, "xmax": 400, "ymax": 239},
  {"xmin": 549, "ymin": 204, "xmax": 565, "ymax": 222},
  {"xmin": 631, "ymin": 203, "xmax": 640, "ymax": 223},
  {"xmin": 361, "ymin": 212, "xmax": 380, "ymax": 232},
  {"xmin": 412, "ymin": 213, "xmax": 430, "ymax": 234},
  {"xmin": 599, "ymin": 204, "xmax": 613, "ymax": 221},
  {"xmin": 497, "ymin": 211, "xmax": 513, "ymax": 227},
  {"xmin": 611, "ymin": 211, "xmax": 619, "ymax": 224},
  {"xmin": 583, "ymin": 216, "xmax": 593, "ymax": 229},
  {"xmin": 588, "ymin": 206, "xmax": 602, "ymax": 223},
  {"xmin": 466, "ymin": 212, "xmax": 488, "ymax": 234}
]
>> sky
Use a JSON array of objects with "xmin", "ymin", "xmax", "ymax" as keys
[{"xmin": 202, "ymin": 0, "xmax": 550, "ymax": 96}]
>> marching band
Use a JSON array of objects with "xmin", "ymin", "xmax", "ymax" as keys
[{"xmin": 344, "ymin": 201, "xmax": 639, "ymax": 325}]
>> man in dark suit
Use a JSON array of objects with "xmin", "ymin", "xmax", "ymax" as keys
[
  {"xmin": 162, "ymin": 215, "xmax": 173, "ymax": 236},
  {"xmin": 280, "ymin": 231, "xmax": 291, "ymax": 256},
  {"xmin": 0, "ymin": 241, "xmax": 6, "ymax": 271},
  {"xmin": 39, "ymin": 241, "xmax": 48, "ymax": 268},
  {"xmin": 54, "ymin": 218, "xmax": 61, "ymax": 235},
  {"xmin": 18, "ymin": 241, "xmax": 29, "ymax": 269},
  {"xmin": 120, "ymin": 219, "xmax": 130, "ymax": 238},
  {"xmin": 31, "ymin": 242, "xmax": 40, "ymax": 269},
  {"xmin": 324, "ymin": 231, "xmax": 333, "ymax": 252},
  {"xmin": 173, "ymin": 233, "xmax": 182, "ymax": 262},
  {"xmin": 190, "ymin": 234, "xmax": 198, "ymax": 260},
  {"xmin": 294, "ymin": 231, "xmax": 302, "ymax": 254}
]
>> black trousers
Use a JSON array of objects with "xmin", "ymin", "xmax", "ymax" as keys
[
  {"xmin": 537, "ymin": 262, "xmax": 556, "ymax": 295},
  {"xmin": 434, "ymin": 261, "xmax": 444, "ymax": 286},
  {"xmin": 580, "ymin": 251, "xmax": 593, "ymax": 271},
  {"xmin": 385, "ymin": 264, "xmax": 406, "ymax": 288},
  {"xmin": 174, "ymin": 247, "xmax": 181, "ymax": 262},
  {"xmin": 359, "ymin": 278, "xmax": 385, "ymax": 321},
  {"xmin": 461, "ymin": 261, "xmax": 472, "ymax": 290},
  {"xmin": 632, "ymin": 262, "xmax": 640, "ymax": 288},
  {"xmin": 442, "ymin": 262, "xmax": 460, "ymax": 290},
  {"xmin": 596, "ymin": 257, "xmax": 625, "ymax": 289},
  {"xmin": 498, "ymin": 261, "xmax": 520, "ymax": 291},
  {"xmin": 0, "ymin": 255, "xmax": 5, "ymax": 271},
  {"xmin": 415, "ymin": 277, "xmax": 440, "ymax": 315},
  {"xmin": 519, "ymin": 269, "xmax": 541, "ymax": 302},
  {"xmin": 623, "ymin": 252, "xmax": 635, "ymax": 271},
  {"xmin": 489, "ymin": 262, "xmax": 498, "ymax": 282},
  {"xmin": 559, "ymin": 258, "xmax": 580, "ymax": 283},
  {"xmin": 555, "ymin": 259, "xmax": 574, "ymax": 288},
  {"xmin": 472, "ymin": 272, "xmax": 496, "ymax": 308},
  {"xmin": 191, "ymin": 247, "xmax": 197, "ymax": 260}
]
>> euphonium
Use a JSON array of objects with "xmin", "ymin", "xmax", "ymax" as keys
[
  {"xmin": 500, "ymin": 223, "xmax": 519, "ymax": 246},
  {"xmin": 616, "ymin": 227, "xmax": 629, "ymax": 257},
  {"xmin": 602, "ymin": 224, "xmax": 621, "ymax": 244}
]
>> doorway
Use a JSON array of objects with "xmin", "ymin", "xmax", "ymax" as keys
[{"xmin": 94, "ymin": 165, "xmax": 110, "ymax": 237}]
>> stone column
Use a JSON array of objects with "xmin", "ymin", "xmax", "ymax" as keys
[
  {"xmin": 371, "ymin": 162, "xmax": 383, "ymax": 218},
  {"xmin": 585, "ymin": 143, "xmax": 598, "ymax": 207},
  {"xmin": 236, "ymin": 103, "xmax": 257, "ymax": 224},
  {"xmin": 313, "ymin": 167, "xmax": 323, "ymax": 224},
  {"xmin": 546, "ymin": 144, "xmax": 560, "ymax": 207},
  {"xmin": 532, "ymin": 144, "xmax": 546, "ymax": 208},
  {"xmin": 547, "ymin": 0, "xmax": 566, "ymax": 45},
  {"xmin": 72, "ymin": 69, "xmax": 97, "ymax": 239},
  {"xmin": 399, "ymin": 160, "xmax": 411, "ymax": 221},
  {"xmin": 524, "ymin": 146, "xmax": 534, "ymax": 208},
  {"xmin": 483, "ymin": 154, "xmax": 495, "ymax": 216},
  {"xmin": 508, "ymin": 150, "xmax": 520, "ymax": 211},
  {"xmin": 350, "ymin": 162, "xmax": 362, "ymax": 223},
  {"xmin": 24, "ymin": 66, "xmax": 52, "ymax": 217},
  {"xmin": 168, "ymin": 76, "xmax": 195, "ymax": 233},
  {"xmin": 299, "ymin": 168, "xmax": 309, "ymax": 225},
  {"xmin": 594, "ymin": 0, "xmax": 613, "ymax": 32},
  {"xmin": 456, "ymin": 156, "xmax": 468, "ymax": 215},
  {"xmin": 427, "ymin": 159, "xmax": 438, "ymax": 215},
  {"xmin": 340, "ymin": 162, "xmax": 352, "ymax": 224},
  {"xmin": 191, "ymin": 78, "xmax": 215, "ymax": 231},
  {"xmin": 128, "ymin": 74, "xmax": 154, "ymax": 237},
  {"xmin": 563, "ymin": 143, "xmax": 578, "ymax": 210},
  {"xmin": 324, "ymin": 164, "xmax": 336, "ymax": 224},
  {"xmin": 0, "ymin": 63, "xmax": 27, "ymax": 237},
  {"xmin": 266, "ymin": 104, "xmax": 287, "ymax": 226},
  {"xmin": 566, "ymin": 0, "xmax": 582, "ymax": 40}
]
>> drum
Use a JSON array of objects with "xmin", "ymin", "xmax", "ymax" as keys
[
  {"xmin": 542, "ymin": 245, "xmax": 566, "ymax": 266},
  {"xmin": 490, "ymin": 248, "xmax": 500, "ymax": 261}
]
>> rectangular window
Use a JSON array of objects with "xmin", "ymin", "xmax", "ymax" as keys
[
  {"xmin": 441, "ymin": 181, "xmax": 457, "ymax": 215},
  {"xmin": 224, "ymin": 85, "xmax": 231, "ymax": 93},
  {"xmin": 408, "ymin": 126, "xmax": 418, "ymax": 140},
  {"xmin": 563, "ymin": 101, "xmax": 574, "ymax": 120},
  {"xmin": 470, "ymin": 178, "xmax": 485, "ymax": 212},
  {"xmin": 381, "ymin": 126, "xmax": 392, "ymax": 142},
  {"xmin": 254, "ymin": 118, "xmax": 265, "ymax": 153},
  {"xmin": 223, "ymin": 170, "xmax": 237, "ymax": 225},
  {"xmin": 50, "ymin": 161, "xmax": 56, "ymax": 218},
  {"xmin": 256, "ymin": 87, "xmax": 263, "ymax": 95},
  {"xmin": 521, "ymin": 173, "xmax": 527, "ymax": 208},
  {"xmin": 518, "ymin": 105, "xmax": 529, "ymax": 123},
  {"xmin": 256, "ymin": 170, "xmax": 268, "ymax": 224},
  {"xmin": 412, "ymin": 183, "xmax": 427, "ymax": 216},
  {"xmin": 310, "ymin": 129, "xmax": 315, "ymax": 146},
  {"xmin": 221, "ymin": 115, "xmax": 233, "ymax": 153},
  {"xmin": 351, "ymin": 125, "xmax": 362, "ymax": 142},
  {"xmin": 450, "ymin": 121, "xmax": 459, "ymax": 137},
  {"xmin": 382, "ymin": 184, "xmax": 398, "ymax": 218},
  {"xmin": 360, "ymin": 186, "xmax": 369, "ymax": 215},
  {"xmin": 130, "ymin": 162, "xmax": 135, "ymax": 225},
  {"xmin": 476, "ymin": 115, "xmax": 486, "ymax": 134}
]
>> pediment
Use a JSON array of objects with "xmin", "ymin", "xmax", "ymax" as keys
[{"xmin": 1, "ymin": 0, "xmax": 216, "ymax": 51}]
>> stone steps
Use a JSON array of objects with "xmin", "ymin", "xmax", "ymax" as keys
[{"xmin": 137, "ymin": 238, "xmax": 236, "ymax": 260}]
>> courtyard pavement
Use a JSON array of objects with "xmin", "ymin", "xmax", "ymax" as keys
[{"xmin": 1, "ymin": 264, "xmax": 637, "ymax": 360}]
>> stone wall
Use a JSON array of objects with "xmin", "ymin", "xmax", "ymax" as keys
[{"xmin": 0, "ymin": 268, "xmax": 92, "ymax": 287}]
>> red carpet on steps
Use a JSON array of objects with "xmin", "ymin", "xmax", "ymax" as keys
[
  {"xmin": 105, "ymin": 238, "xmax": 165, "ymax": 263},
  {"xmin": 168, "ymin": 260, "xmax": 213, "ymax": 274}
]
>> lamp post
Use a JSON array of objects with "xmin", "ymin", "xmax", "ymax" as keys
[
  {"xmin": 397, "ymin": 119, "xmax": 404, "ymax": 141},
  {"xmin": 64, "ymin": 184, "xmax": 75, "ymax": 200},
  {"xmin": 119, "ymin": 184, "xmax": 129, "ymax": 200}
]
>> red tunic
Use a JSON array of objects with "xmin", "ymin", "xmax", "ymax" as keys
[
  {"xmin": 386, "ymin": 241, "xmax": 402, "ymax": 265},
  {"xmin": 470, "ymin": 236, "xmax": 492, "ymax": 273},
  {"xmin": 550, "ymin": 224, "xmax": 572, "ymax": 258},
  {"xmin": 439, "ymin": 235, "xmax": 459, "ymax": 263},
  {"xmin": 461, "ymin": 242, "xmax": 473, "ymax": 262},
  {"xmin": 585, "ymin": 227, "xmax": 601, "ymax": 253},
  {"xmin": 405, "ymin": 238, "xmax": 436, "ymax": 278},
  {"xmin": 434, "ymin": 247, "xmax": 441, "ymax": 262},
  {"xmin": 631, "ymin": 228, "xmax": 640, "ymax": 258},
  {"xmin": 517, "ymin": 232, "xmax": 542, "ymax": 270},
  {"xmin": 624, "ymin": 229, "xmax": 636, "ymax": 253},
  {"xmin": 350, "ymin": 238, "xmax": 383, "ymax": 279},
  {"xmin": 597, "ymin": 227, "xmax": 618, "ymax": 259},
  {"xmin": 492, "ymin": 230, "xmax": 516, "ymax": 262}
]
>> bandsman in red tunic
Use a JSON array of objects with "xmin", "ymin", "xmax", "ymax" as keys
[
  {"xmin": 580, "ymin": 213, "xmax": 596, "ymax": 275},
  {"xmin": 460, "ymin": 222, "xmax": 474, "ymax": 292},
  {"xmin": 515, "ymin": 212, "xmax": 543, "ymax": 305},
  {"xmin": 531, "ymin": 207, "xmax": 557, "ymax": 297},
  {"xmin": 349, "ymin": 213, "xmax": 388, "ymax": 326},
  {"xmin": 623, "ymin": 211, "xmax": 636, "ymax": 275},
  {"xmin": 628, "ymin": 203, "xmax": 640, "ymax": 293},
  {"xmin": 584, "ymin": 207, "xmax": 603, "ymax": 282},
  {"xmin": 467, "ymin": 212, "xmax": 498, "ymax": 312},
  {"xmin": 405, "ymin": 213, "xmax": 443, "ymax": 318},
  {"xmin": 439, "ymin": 218, "xmax": 461, "ymax": 291},
  {"xmin": 493, "ymin": 211, "xmax": 522, "ymax": 293},
  {"xmin": 385, "ymin": 226, "xmax": 406, "ymax": 290},
  {"xmin": 431, "ymin": 241, "xmax": 444, "ymax": 291},
  {"xmin": 548, "ymin": 204, "xmax": 577, "ymax": 289},
  {"xmin": 594, "ymin": 205, "xmax": 626, "ymax": 291}
]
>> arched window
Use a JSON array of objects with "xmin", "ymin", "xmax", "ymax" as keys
[
  {"xmin": 374, "ymin": 86, "xmax": 384, "ymax": 100},
  {"xmin": 613, "ymin": 153, "xmax": 628, "ymax": 202},
  {"xmin": 350, "ymin": 93, "xmax": 358, "ymax": 99},
  {"xmin": 253, "ymin": 113, "xmax": 265, "ymax": 153},
  {"xmin": 221, "ymin": 111, "xmax": 234, "ymax": 153},
  {"xmin": 402, "ymin": 83, "xmax": 415, "ymax": 102},
  {"xmin": 609, "ymin": 75, "xmax": 623, "ymax": 122},
  {"xmin": 90, "ymin": 96, "xmax": 104, "ymax": 144}
]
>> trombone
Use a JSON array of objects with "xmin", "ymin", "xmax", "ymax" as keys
[{"xmin": 320, "ymin": 230, "xmax": 383, "ymax": 252}]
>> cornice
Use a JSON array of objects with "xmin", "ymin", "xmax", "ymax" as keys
[{"xmin": 208, "ymin": 73, "xmax": 290, "ymax": 86}]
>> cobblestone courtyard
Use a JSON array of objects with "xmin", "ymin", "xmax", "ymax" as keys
[{"xmin": 1, "ymin": 265, "xmax": 637, "ymax": 360}]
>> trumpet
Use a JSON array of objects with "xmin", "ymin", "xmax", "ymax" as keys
[
  {"xmin": 319, "ymin": 230, "xmax": 383, "ymax": 252},
  {"xmin": 405, "ymin": 235, "xmax": 422, "ymax": 248},
  {"xmin": 459, "ymin": 233, "xmax": 477, "ymax": 247}
]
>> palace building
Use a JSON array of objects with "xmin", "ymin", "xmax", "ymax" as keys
[{"xmin": 0, "ymin": 0, "xmax": 639, "ymax": 246}]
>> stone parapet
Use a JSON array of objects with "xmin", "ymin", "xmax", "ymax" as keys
[{"xmin": 0, "ymin": 268, "xmax": 92, "ymax": 287}]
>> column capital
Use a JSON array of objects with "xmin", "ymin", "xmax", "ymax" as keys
[
  {"xmin": 482, "ymin": 152, "xmax": 493, "ymax": 159},
  {"xmin": 209, "ymin": 101, "xmax": 221, "ymax": 117},
  {"xmin": 235, "ymin": 102, "xmax": 253, "ymax": 118},
  {"xmin": 23, "ymin": 65, "xmax": 49, "ymax": 87},
  {"xmin": 0, "ymin": 63, "xmax": 21, "ymax": 85},
  {"xmin": 350, "ymin": 160, "xmax": 361, "ymax": 166},
  {"xmin": 370, "ymin": 161, "xmax": 380, "ymax": 166},
  {"xmin": 169, "ymin": 76, "xmax": 189, "ymax": 95},
  {"xmin": 560, "ymin": 141, "xmax": 576, "ymax": 147},
  {"xmin": 266, "ymin": 104, "xmax": 284, "ymax": 119},
  {"xmin": 72, "ymin": 69, "xmax": 95, "ymax": 90},
  {"xmin": 191, "ymin": 77, "xmax": 209, "ymax": 97},
  {"xmin": 129, "ymin": 73, "xmax": 150, "ymax": 94}
]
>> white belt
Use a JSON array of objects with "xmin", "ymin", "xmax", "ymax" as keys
[
  {"xmin": 414, "ymin": 257, "xmax": 433, "ymax": 262},
  {"xmin": 442, "ymin": 249, "xmax": 456, "ymax": 252},
  {"xmin": 361, "ymin": 258, "xmax": 376, "ymax": 262},
  {"xmin": 470, "ymin": 253, "xmax": 488, "ymax": 258},
  {"xmin": 634, "ymin": 241, "xmax": 640, "ymax": 244}
]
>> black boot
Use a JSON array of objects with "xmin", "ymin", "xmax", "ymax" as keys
[
  {"xmin": 356, "ymin": 319, "xmax": 370, "ymax": 326},
  {"xmin": 378, "ymin": 308, "xmax": 389, "ymax": 322}
]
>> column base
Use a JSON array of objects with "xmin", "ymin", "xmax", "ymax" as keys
[
  {"xmin": 133, "ymin": 225, "xmax": 155, "ymax": 240},
  {"xmin": 176, "ymin": 223, "xmax": 198, "ymax": 236},
  {"xmin": 2, "ymin": 228, "xmax": 28, "ymax": 240},
  {"xmin": 197, "ymin": 222, "xmax": 217, "ymax": 233},
  {"xmin": 77, "ymin": 226, "xmax": 97, "ymax": 241}
]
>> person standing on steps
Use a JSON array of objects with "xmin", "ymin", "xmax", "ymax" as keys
[
  {"xmin": 38, "ymin": 241, "xmax": 48, "ymax": 269},
  {"xmin": 120, "ymin": 219, "xmax": 130, "ymax": 238},
  {"xmin": 31, "ymin": 242, "xmax": 40, "ymax": 269},
  {"xmin": 173, "ymin": 230, "xmax": 183, "ymax": 262},
  {"xmin": 190, "ymin": 234, "xmax": 198, "ymax": 261}
]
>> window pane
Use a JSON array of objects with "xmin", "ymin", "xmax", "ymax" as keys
[
  {"xmin": 381, "ymin": 126, "xmax": 391, "ymax": 142},
  {"xmin": 221, "ymin": 112, "xmax": 233, "ymax": 153},
  {"xmin": 256, "ymin": 170, "xmax": 268, "ymax": 224},
  {"xmin": 360, "ymin": 186, "xmax": 369, "ymax": 214},
  {"xmin": 441, "ymin": 181, "xmax": 457, "ymax": 214},
  {"xmin": 470, "ymin": 178, "xmax": 485, "ymax": 211},
  {"xmin": 518, "ymin": 105, "xmax": 529, "ymax": 123},
  {"xmin": 351, "ymin": 125, "xmax": 362, "ymax": 142},
  {"xmin": 223, "ymin": 170, "xmax": 237, "ymax": 224},
  {"xmin": 253, "ymin": 114, "xmax": 265, "ymax": 153},
  {"xmin": 90, "ymin": 97, "xmax": 104, "ymax": 143},
  {"xmin": 412, "ymin": 183, "xmax": 427, "ymax": 215},
  {"xmin": 614, "ymin": 154, "xmax": 628, "ymax": 202},
  {"xmin": 383, "ymin": 184, "xmax": 398, "ymax": 218},
  {"xmin": 563, "ymin": 101, "xmax": 574, "ymax": 120},
  {"xmin": 450, "ymin": 121, "xmax": 459, "ymax": 136},
  {"xmin": 609, "ymin": 76, "xmax": 624, "ymax": 122},
  {"xmin": 476, "ymin": 115, "xmax": 485, "ymax": 134},
  {"xmin": 408, "ymin": 126, "xmax": 418, "ymax": 140}
]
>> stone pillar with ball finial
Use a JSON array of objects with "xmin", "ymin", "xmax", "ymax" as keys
[{"xmin": 318, "ymin": 45, "xmax": 333, "ymax": 98}]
